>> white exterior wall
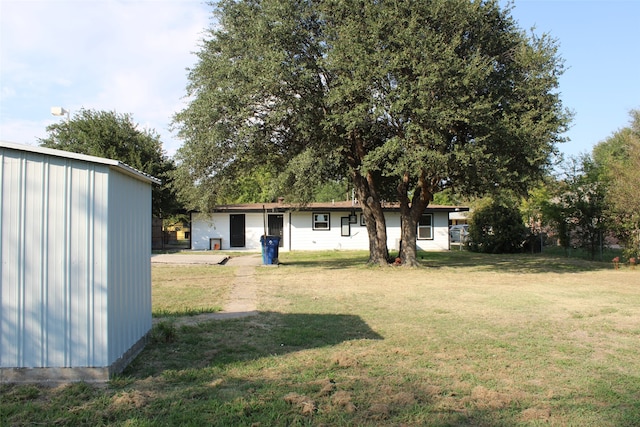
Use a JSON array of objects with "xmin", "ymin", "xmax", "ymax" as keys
[
  {"xmin": 1, "ymin": 143, "xmax": 154, "ymax": 378},
  {"xmin": 385, "ymin": 212, "xmax": 402, "ymax": 251},
  {"xmin": 416, "ymin": 211, "xmax": 451, "ymax": 251},
  {"xmin": 289, "ymin": 210, "xmax": 449, "ymax": 251},
  {"xmin": 192, "ymin": 209, "xmax": 452, "ymax": 252},
  {"xmin": 191, "ymin": 213, "xmax": 222, "ymax": 250},
  {"xmin": 289, "ymin": 211, "xmax": 377, "ymax": 251},
  {"xmin": 191, "ymin": 212, "xmax": 282, "ymax": 251}
]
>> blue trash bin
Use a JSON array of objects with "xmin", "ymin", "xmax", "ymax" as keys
[{"xmin": 260, "ymin": 235, "xmax": 280, "ymax": 265}]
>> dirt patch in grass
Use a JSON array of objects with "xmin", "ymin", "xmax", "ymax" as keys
[
  {"xmin": 110, "ymin": 390, "xmax": 152, "ymax": 409},
  {"xmin": 519, "ymin": 406, "xmax": 552, "ymax": 423},
  {"xmin": 468, "ymin": 385, "xmax": 513, "ymax": 409},
  {"xmin": 317, "ymin": 378, "xmax": 337, "ymax": 396},
  {"xmin": 366, "ymin": 402, "xmax": 391, "ymax": 420},
  {"xmin": 284, "ymin": 392, "xmax": 317, "ymax": 415},
  {"xmin": 331, "ymin": 390, "xmax": 356, "ymax": 412},
  {"xmin": 331, "ymin": 351, "xmax": 359, "ymax": 368}
]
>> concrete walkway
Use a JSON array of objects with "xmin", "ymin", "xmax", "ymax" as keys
[
  {"xmin": 216, "ymin": 255, "xmax": 262, "ymax": 318},
  {"xmin": 152, "ymin": 253, "xmax": 264, "ymax": 325}
]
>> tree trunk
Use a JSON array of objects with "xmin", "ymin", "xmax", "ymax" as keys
[
  {"xmin": 353, "ymin": 170, "xmax": 389, "ymax": 266},
  {"xmin": 398, "ymin": 172, "xmax": 433, "ymax": 267},
  {"xmin": 399, "ymin": 201, "xmax": 428, "ymax": 267},
  {"xmin": 399, "ymin": 209, "xmax": 419, "ymax": 266}
]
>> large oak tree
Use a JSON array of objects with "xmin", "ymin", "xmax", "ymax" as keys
[{"xmin": 173, "ymin": 0, "xmax": 570, "ymax": 265}]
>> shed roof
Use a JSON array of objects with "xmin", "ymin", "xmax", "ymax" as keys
[{"xmin": 0, "ymin": 141, "xmax": 161, "ymax": 185}]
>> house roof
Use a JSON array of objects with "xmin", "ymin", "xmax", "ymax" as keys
[
  {"xmin": 0, "ymin": 140, "xmax": 161, "ymax": 185},
  {"xmin": 209, "ymin": 200, "xmax": 469, "ymax": 213}
]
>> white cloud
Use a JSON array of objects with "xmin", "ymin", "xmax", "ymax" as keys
[
  {"xmin": 0, "ymin": 117, "xmax": 50, "ymax": 145},
  {"xmin": 1, "ymin": 0, "xmax": 210, "ymax": 155}
]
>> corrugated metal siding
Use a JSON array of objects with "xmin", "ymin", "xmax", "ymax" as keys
[
  {"xmin": 107, "ymin": 170, "xmax": 152, "ymax": 366},
  {"xmin": 1, "ymin": 148, "xmax": 109, "ymax": 368}
]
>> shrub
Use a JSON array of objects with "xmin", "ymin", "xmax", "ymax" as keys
[{"xmin": 468, "ymin": 201, "xmax": 528, "ymax": 254}]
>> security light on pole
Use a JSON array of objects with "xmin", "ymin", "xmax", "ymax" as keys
[{"xmin": 51, "ymin": 106, "xmax": 70, "ymax": 122}]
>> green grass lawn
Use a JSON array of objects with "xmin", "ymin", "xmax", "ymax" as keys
[
  {"xmin": 2, "ymin": 251, "xmax": 639, "ymax": 426},
  {"xmin": 151, "ymin": 265, "xmax": 235, "ymax": 316}
]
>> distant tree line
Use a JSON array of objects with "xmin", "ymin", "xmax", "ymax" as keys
[
  {"xmin": 40, "ymin": 108, "xmax": 182, "ymax": 221},
  {"xmin": 467, "ymin": 110, "xmax": 640, "ymax": 260}
]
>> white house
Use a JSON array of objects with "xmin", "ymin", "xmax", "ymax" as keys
[
  {"xmin": 0, "ymin": 141, "xmax": 160, "ymax": 383},
  {"xmin": 191, "ymin": 201, "xmax": 468, "ymax": 252}
]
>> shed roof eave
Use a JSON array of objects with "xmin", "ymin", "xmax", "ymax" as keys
[
  {"xmin": 108, "ymin": 164, "xmax": 162, "ymax": 185},
  {"xmin": 0, "ymin": 140, "xmax": 161, "ymax": 185}
]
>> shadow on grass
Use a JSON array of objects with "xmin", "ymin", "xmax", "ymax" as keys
[
  {"xmin": 277, "ymin": 251, "xmax": 372, "ymax": 270},
  {"xmin": 417, "ymin": 251, "xmax": 617, "ymax": 273},
  {"xmin": 125, "ymin": 311, "xmax": 383, "ymax": 378},
  {"xmin": 6, "ymin": 317, "xmax": 638, "ymax": 425},
  {"xmin": 278, "ymin": 250, "xmax": 618, "ymax": 273},
  {"xmin": 117, "ymin": 312, "xmax": 640, "ymax": 426}
]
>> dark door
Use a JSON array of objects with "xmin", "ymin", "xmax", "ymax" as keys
[
  {"xmin": 230, "ymin": 214, "xmax": 245, "ymax": 247},
  {"xmin": 268, "ymin": 214, "xmax": 284, "ymax": 247}
]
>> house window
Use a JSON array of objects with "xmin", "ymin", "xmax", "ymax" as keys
[
  {"xmin": 313, "ymin": 213, "xmax": 330, "ymax": 230},
  {"xmin": 417, "ymin": 214, "xmax": 433, "ymax": 240},
  {"xmin": 341, "ymin": 217, "xmax": 350, "ymax": 236}
]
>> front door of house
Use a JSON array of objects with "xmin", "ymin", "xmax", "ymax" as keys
[
  {"xmin": 230, "ymin": 214, "xmax": 245, "ymax": 248},
  {"xmin": 268, "ymin": 214, "xmax": 284, "ymax": 247}
]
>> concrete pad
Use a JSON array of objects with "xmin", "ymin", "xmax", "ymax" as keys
[
  {"xmin": 224, "ymin": 254, "xmax": 263, "ymax": 266},
  {"xmin": 151, "ymin": 253, "xmax": 229, "ymax": 265}
]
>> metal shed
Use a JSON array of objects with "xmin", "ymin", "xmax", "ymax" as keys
[{"xmin": 0, "ymin": 141, "xmax": 160, "ymax": 382}]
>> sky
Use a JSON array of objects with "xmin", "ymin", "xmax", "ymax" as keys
[{"xmin": 1, "ymin": 0, "xmax": 639, "ymax": 159}]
